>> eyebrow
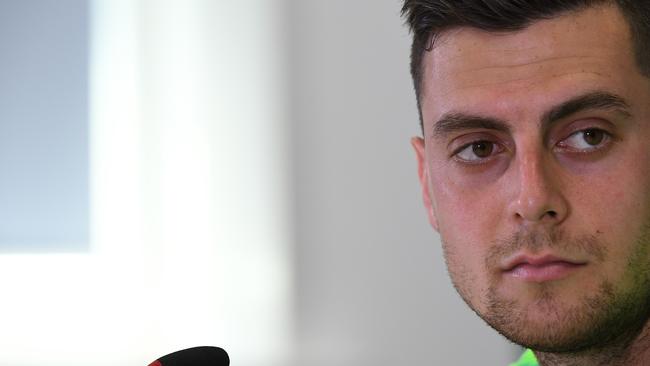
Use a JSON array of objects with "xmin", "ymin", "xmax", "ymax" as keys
[
  {"xmin": 431, "ymin": 91, "xmax": 632, "ymax": 140},
  {"xmin": 541, "ymin": 91, "xmax": 631, "ymax": 127},
  {"xmin": 431, "ymin": 114, "xmax": 510, "ymax": 140}
]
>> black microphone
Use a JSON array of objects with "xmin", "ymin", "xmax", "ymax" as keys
[{"xmin": 148, "ymin": 346, "xmax": 229, "ymax": 366}]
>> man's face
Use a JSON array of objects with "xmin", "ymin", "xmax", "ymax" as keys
[{"xmin": 413, "ymin": 5, "xmax": 650, "ymax": 351}]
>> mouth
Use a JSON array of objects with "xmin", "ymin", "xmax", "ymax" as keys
[{"xmin": 502, "ymin": 254, "xmax": 588, "ymax": 283}]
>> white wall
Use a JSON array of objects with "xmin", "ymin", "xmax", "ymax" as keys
[{"xmin": 91, "ymin": 1, "xmax": 293, "ymax": 364}]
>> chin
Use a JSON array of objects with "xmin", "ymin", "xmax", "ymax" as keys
[
  {"xmin": 486, "ymin": 307, "xmax": 596, "ymax": 353},
  {"xmin": 478, "ymin": 293, "xmax": 588, "ymax": 351},
  {"xmin": 477, "ymin": 280, "xmax": 650, "ymax": 354}
]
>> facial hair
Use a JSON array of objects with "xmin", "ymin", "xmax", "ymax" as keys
[{"xmin": 444, "ymin": 226, "xmax": 650, "ymax": 355}]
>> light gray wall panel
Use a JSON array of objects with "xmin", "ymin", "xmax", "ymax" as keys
[{"xmin": 288, "ymin": 0, "xmax": 518, "ymax": 364}]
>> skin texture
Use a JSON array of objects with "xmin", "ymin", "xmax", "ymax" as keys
[{"xmin": 412, "ymin": 5, "xmax": 650, "ymax": 365}]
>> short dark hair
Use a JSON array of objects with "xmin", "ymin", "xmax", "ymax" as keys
[{"xmin": 401, "ymin": 0, "xmax": 650, "ymax": 132}]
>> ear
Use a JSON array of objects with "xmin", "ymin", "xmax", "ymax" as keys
[{"xmin": 411, "ymin": 137, "xmax": 439, "ymax": 231}]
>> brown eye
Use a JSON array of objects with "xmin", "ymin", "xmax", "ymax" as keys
[
  {"xmin": 455, "ymin": 140, "xmax": 499, "ymax": 162},
  {"xmin": 472, "ymin": 141, "xmax": 494, "ymax": 158},
  {"xmin": 559, "ymin": 128, "xmax": 611, "ymax": 152},
  {"xmin": 583, "ymin": 129, "xmax": 605, "ymax": 146}
]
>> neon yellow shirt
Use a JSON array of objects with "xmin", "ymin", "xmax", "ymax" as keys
[{"xmin": 509, "ymin": 350, "xmax": 539, "ymax": 366}]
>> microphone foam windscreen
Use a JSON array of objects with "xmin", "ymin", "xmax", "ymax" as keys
[{"xmin": 149, "ymin": 346, "xmax": 229, "ymax": 366}]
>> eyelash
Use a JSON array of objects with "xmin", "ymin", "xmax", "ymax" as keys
[{"xmin": 451, "ymin": 128, "xmax": 613, "ymax": 164}]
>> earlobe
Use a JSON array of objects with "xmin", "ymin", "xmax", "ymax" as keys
[{"xmin": 411, "ymin": 137, "xmax": 439, "ymax": 232}]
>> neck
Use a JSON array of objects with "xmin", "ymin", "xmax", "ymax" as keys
[{"xmin": 535, "ymin": 321, "xmax": 650, "ymax": 366}]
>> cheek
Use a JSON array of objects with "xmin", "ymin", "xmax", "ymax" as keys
[
  {"xmin": 572, "ymin": 149, "xmax": 650, "ymax": 227},
  {"xmin": 440, "ymin": 232, "xmax": 495, "ymax": 314},
  {"xmin": 568, "ymin": 152, "xmax": 650, "ymax": 274},
  {"xmin": 431, "ymin": 176, "xmax": 504, "ymax": 303},
  {"xmin": 430, "ymin": 167, "xmax": 506, "ymax": 244}
]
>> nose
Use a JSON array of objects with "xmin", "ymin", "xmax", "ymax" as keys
[{"xmin": 509, "ymin": 150, "xmax": 569, "ymax": 226}]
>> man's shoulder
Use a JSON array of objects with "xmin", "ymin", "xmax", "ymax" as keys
[{"xmin": 509, "ymin": 349, "xmax": 538, "ymax": 366}]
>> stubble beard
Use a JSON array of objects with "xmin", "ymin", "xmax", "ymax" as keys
[{"xmin": 443, "ymin": 226, "xmax": 650, "ymax": 356}]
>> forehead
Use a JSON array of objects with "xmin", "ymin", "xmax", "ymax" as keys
[{"xmin": 420, "ymin": 4, "xmax": 640, "ymax": 135}]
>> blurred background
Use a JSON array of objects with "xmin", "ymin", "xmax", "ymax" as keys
[{"xmin": 0, "ymin": 0, "xmax": 517, "ymax": 364}]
